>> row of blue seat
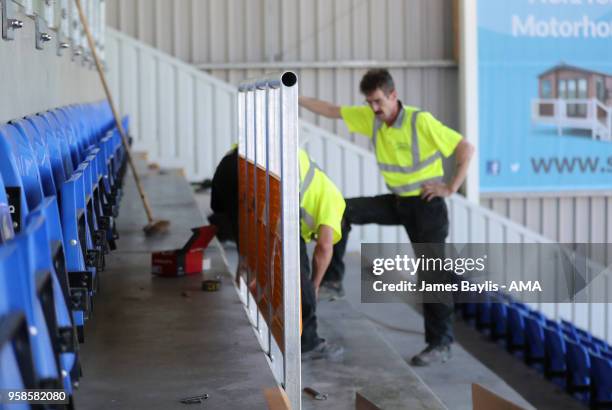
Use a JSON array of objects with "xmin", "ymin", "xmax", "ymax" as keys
[
  {"xmin": 460, "ymin": 300, "xmax": 612, "ymax": 408},
  {"xmin": 0, "ymin": 102, "xmax": 129, "ymax": 408}
]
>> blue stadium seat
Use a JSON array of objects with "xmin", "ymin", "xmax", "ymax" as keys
[
  {"xmin": 566, "ymin": 338, "xmax": 591, "ymax": 399},
  {"xmin": 48, "ymin": 109, "xmax": 81, "ymax": 169},
  {"xmin": 58, "ymin": 107, "xmax": 89, "ymax": 162},
  {"xmin": 512, "ymin": 302, "xmax": 529, "ymax": 313},
  {"xmin": 490, "ymin": 302, "xmax": 507, "ymax": 341},
  {"xmin": 506, "ymin": 305, "xmax": 526, "ymax": 354},
  {"xmin": 589, "ymin": 352, "xmax": 612, "ymax": 408},
  {"xmin": 75, "ymin": 160, "xmax": 108, "ymax": 266},
  {"xmin": 544, "ymin": 326, "xmax": 567, "ymax": 384},
  {"xmin": 0, "ymin": 123, "xmax": 95, "ymax": 340},
  {"xmin": 0, "ymin": 124, "xmax": 45, "ymax": 215},
  {"xmin": 546, "ymin": 319, "xmax": 561, "ymax": 330},
  {"xmin": 10, "ymin": 120, "xmax": 58, "ymax": 199},
  {"xmin": 528, "ymin": 310, "xmax": 546, "ymax": 324},
  {"xmin": 525, "ymin": 316, "xmax": 546, "ymax": 367},
  {"xmin": 602, "ymin": 351, "xmax": 612, "ymax": 362},
  {"xmin": 60, "ymin": 173, "xmax": 94, "ymax": 342},
  {"xmin": 476, "ymin": 299, "xmax": 492, "ymax": 332},
  {"xmin": 94, "ymin": 138, "xmax": 119, "ymax": 216},
  {"xmin": 0, "ymin": 122, "xmax": 96, "ymax": 269},
  {"xmin": 87, "ymin": 148, "xmax": 118, "ymax": 249},
  {"xmin": 25, "ymin": 210, "xmax": 78, "ymax": 392},
  {"xmin": 460, "ymin": 303, "xmax": 477, "ymax": 322},
  {"xmin": 576, "ymin": 328, "xmax": 592, "ymax": 342},
  {"xmin": 46, "ymin": 107, "xmax": 118, "ymax": 251},
  {"xmin": 592, "ymin": 337, "xmax": 608, "ymax": 353},
  {"xmin": 38, "ymin": 112, "xmax": 75, "ymax": 179},
  {"xmin": 562, "ymin": 319, "xmax": 576, "ymax": 332},
  {"xmin": 25, "ymin": 115, "xmax": 69, "ymax": 194},
  {"xmin": 563, "ymin": 326, "xmax": 578, "ymax": 341},
  {"xmin": 0, "ymin": 172, "xmax": 14, "ymax": 243},
  {"xmin": 0, "ymin": 308, "xmax": 40, "ymax": 410},
  {"xmin": 1, "ymin": 121, "xmax": 103, "ymax": 270},
  {"xmin": 0, "ymin": 311, "xmax": 34, "ymax": 410},
  {"xmin": 0, "ymin": 244, "xmax": 37, "ymax": 401},
  {"xmin": 108, "ymin": 116, "xmax": 129, "ymax": 185},
  {"xmin": 581, "ymin": 338, "xmax": 601, "ymax": 355},
  {"xmin": 0, "ymin": 234, "xmax": 62, "ymax": 389}
]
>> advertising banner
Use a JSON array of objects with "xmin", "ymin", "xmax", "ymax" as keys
[{"xmin": 478, "ymin": 0, "xmax": 612, "ymax": 192}]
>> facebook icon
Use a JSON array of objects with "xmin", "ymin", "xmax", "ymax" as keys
[{"xmin": 486, "ymin": 160, "xmax": 501, "ymax": 176}]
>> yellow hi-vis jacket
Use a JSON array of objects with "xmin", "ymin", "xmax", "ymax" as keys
[
  {"xmin": 299, "ymin": 149, "xmax": 345, "ymax": 244},
  {"xmin": 340, "ymin": 103, "xmax": 463, "ymax": 197}
]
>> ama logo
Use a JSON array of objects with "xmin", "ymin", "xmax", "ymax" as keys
[{"xmin": 509, "ymin": 281, "xmax": 542, "ymax": 292}]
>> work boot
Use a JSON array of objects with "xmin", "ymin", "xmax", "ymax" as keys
[
  {"xmin": 410, "ymin": 344, "xmax": 452, "ymax": 367},
  {"xmin": 301, "ymin": 340, "xmax": 344, "ymax": 361},
  {"xmin": 318, "ymin": 281, "xmax": 345, "ymax": 300}
]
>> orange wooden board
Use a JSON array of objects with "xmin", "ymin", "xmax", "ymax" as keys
[{"xmin": 238, "ymin": 157, "xmax": 285, "ymax": 350}]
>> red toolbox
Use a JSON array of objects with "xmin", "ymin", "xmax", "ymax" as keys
[{"xmin": 151, "ymin": 225, "xmax": 217, "ymax": 277}]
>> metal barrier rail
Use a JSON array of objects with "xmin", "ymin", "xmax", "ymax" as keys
[{"xmin": 237, "ymin": 72, "xmax": 301, "ymax": 410}]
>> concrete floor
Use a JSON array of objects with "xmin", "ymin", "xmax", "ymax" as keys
[
  {"xmin": 301, "ymin": 298, "xmax": 445, "ymax": 410},
  {"xmin": 73, "ymin": 167, "xmax": 277, "ymax": 409}
]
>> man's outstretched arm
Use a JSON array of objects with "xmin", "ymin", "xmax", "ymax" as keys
[{"xmin": 299, "ymin": 96, "xmax": 342, "ymax": 119}]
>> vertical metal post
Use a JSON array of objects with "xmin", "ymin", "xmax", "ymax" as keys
[
  {"xmin": 246, "ymin": 87, "xmax": 255, "ymax": 313},
  {"xmin": 279, "ymin": 71, "xmax": 301, "ymax": 410},
  {"xmin": 253, "ymin": 85, "xmax": 261, "ymax": 332},
  {"xmin": 238, "ymin": 88, "xmax": 247, "ymax": 300},
  {"xmin": 265, "ymin": 86, "xmax": 273, "ymax": 357}
]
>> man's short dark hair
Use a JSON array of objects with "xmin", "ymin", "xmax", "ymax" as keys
[{"xmin": 360, "ymin": 69, "xmax": 395, "ymax": 96}]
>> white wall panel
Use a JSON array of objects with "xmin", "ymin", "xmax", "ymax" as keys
[
  {"xmin": 137, "ymin": 51, "xmax": 158, "ymax": 159},
  {"xmin": 483, "ymin": 192, "xmax": 612, "ymax": 267}
]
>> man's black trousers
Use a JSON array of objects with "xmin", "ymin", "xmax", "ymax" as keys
[
  {"xmin": 300, "ymin": 238, "xmax": 323, "ymax": 352},
  {"xmin": 325, "ymin": 194, "xmax": 454, "ymax": 347}
]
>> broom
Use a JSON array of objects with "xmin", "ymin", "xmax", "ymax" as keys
[{"xmin": 74, "ymin": 0, "xmax": 170, "ymax": 236}]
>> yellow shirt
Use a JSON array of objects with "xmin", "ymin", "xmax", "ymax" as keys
[
  {"xmin": 340, "ymin": 104, "xmax": 462, "ymax": 196},
  {"xmin": 299, "ymin": 149, "xmax": 345, "ymax": 244}
]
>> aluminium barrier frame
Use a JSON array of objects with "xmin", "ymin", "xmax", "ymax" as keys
[{"xmin": 237, "ymin": 71, "xmax": 301, "ymax": 410}]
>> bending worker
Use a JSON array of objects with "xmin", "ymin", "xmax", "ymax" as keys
[
  {"xmin": 209, "ymin": 146, "xmax": 238, "ymax": 244},
  {"xmin": 209, "ymin": 146, "xmax": 344, "ymax": 360},
  {"xmin": 299, "ymin": 68, "xmax": 475, "ymax": 366},
  {"xmin": 299, "ymin": 148, "xmax": 345, "ymax": 361}
]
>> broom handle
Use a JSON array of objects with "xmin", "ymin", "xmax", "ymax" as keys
[{"xmin": 75, "ymin": 0, "xmax": 155, "ymax": 223}]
